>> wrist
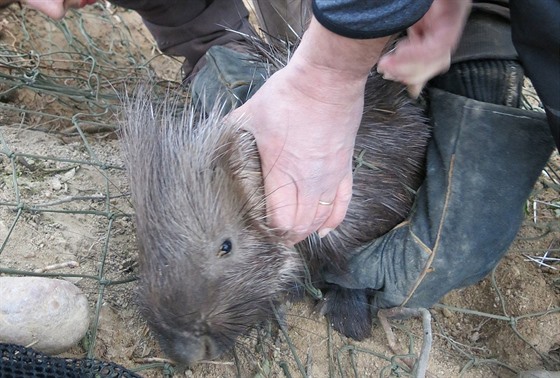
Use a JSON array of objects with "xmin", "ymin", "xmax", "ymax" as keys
[
  {"xmin": 285, "ymin": 16, "xmax": 389, "ymax": 105},
  {"xmin": 295, "ymin": 17, "xmax": 389, "ymax": 83}
]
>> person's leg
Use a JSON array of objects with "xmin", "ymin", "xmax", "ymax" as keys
[
  {"xmin": 111, "ymin": 0, "xmax": 254, "ymax": 77},
  {"xmin": 510, "ymin": 0, "xmax": 560, "ymax": 150},
  {"xmin": 430, "ymin": 2, "xmax": 522, "ymax": 107}
]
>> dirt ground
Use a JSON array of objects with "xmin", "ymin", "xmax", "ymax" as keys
[{"xmin": 0, "ymin": 3, "xmax": 559, "ymax": 378}]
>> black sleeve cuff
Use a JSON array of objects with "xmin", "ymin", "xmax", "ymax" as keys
[{"xmin": 312, "ymin": 0, "xmax": 434, "ymax": 39}]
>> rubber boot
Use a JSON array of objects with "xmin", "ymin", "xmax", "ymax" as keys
[
  {"xmin": 324, "ymin": 88, "xmax": 555, "ymax": 312},
  {"xmin": 190, "ymin": 45, "xmax": 271, "ymax": 113}
]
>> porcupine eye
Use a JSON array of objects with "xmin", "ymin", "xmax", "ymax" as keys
[{"xmin": 217, "ymin": 239, "xmax": 232, "ymax": 257}]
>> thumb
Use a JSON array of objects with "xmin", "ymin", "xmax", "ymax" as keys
[{"xmin": 406, "ymin": 82, "xmax": 425, "ymax": 99}]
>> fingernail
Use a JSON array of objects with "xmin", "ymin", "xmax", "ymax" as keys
[
  {"xmin": 382, "ymin": 72, "xmax": 396, "ymax": 81},
  {"xmin": 377, "ymin": 66, "xmax": 394, "ymax": 81},
  {"xmin": 318, "ymin": 228, "xmax": 333, "ymax": 239}
]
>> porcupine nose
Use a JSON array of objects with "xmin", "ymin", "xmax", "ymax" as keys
[{"xmin": 164, "ymin": 332, "xmax": 222, "ymax": 365}]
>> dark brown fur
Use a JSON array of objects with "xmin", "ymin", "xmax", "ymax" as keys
[{"xmin": 120, "ymin": 58, "xmax": 429, "ymax": 364}]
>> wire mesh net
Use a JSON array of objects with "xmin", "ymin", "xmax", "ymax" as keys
[{"xmin": 0, "ymin": 2, "xmax": 559, "ymax": 377}]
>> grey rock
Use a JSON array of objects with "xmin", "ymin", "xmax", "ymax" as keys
[{"xmin": 0, "ymin": 277, "xmax": 90, "ymax": 354}]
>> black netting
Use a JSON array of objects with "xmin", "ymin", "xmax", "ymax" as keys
[{"xmin": 0, "ymin": 343, "xmax": 142, "ymax": 378}]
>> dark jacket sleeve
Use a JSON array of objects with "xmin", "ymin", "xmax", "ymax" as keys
[{"xmin": 312, "ymin": 0, "xmax": 434, "ymax": 39}]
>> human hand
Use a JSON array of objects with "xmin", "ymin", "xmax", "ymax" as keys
[
  {"xmin": 232, "ymin": 18, "xmax": 388, "ymax": 245},
  {"xmin": 377, "ymin": 0, "xmax": 472, "ymax": 98},
  {"xmin": 0, "ymin": 0, "xmax": 95, "ymax": 20},
  {"xmin": 234, "ymin": 64, "xmax": 359, "ymax": 245}
]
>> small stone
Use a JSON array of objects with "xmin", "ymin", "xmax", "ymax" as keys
[
  {"xmin": 0, "ymin": 277, "xmax": 90, "ymax": 354},
  {"xmin": 442, "ymin": 308, "xmax": 453, "ymax": 318},
  {"xmin": 51, "ymin": 177, "xmax": 62, "ymax": 191},
  {"xmin": 469, "ymin": 331, "xmax": 480, "ymax": 343},
  {"xmin": 60, "ymin": 167, "xmax": 77, "ymax": 182}
]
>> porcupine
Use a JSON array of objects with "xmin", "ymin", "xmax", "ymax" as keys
[{"xmin": 119, "ymin": 40, "xmax": 430, "ymax": 365}]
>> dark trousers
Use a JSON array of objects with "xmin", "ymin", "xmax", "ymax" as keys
[
  {"xmin": 511, "ymin": 0, "xmax": 560, "ymax": 149},
  {"xmin": 109, "ymin": 0, "xmax": 310, "ymax": 76},
  {"xmin": 110, "ymin": 0, "xmax": 253, "ymax": 75}
]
